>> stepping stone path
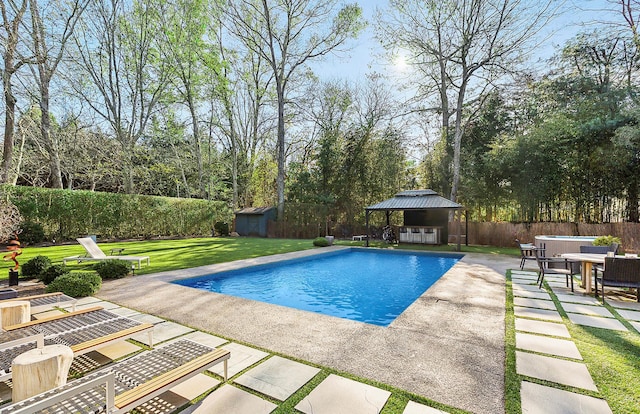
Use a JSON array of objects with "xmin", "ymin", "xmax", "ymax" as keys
[{"xmin": 510, "ymin": 270, "xmax": 613, "ymax": 413}]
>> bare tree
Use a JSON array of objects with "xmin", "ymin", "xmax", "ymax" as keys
[
  {"xmin": 378, "ymin": 0, "xmax": 558, "ymax": 203},
  {"xmin": 27, "ymin": 0, "xmax": 90, "ymax": 188},
  {"xmin": 0, "ymin": 0, "xmax": 29, "ymax": 184},
  {"xmin": 226, "ymin": 0, "xmax": 364, "ymax": 219},
  {"xmin": 69, "ymin": 0, "xmax": 171, "ymax": 193}
]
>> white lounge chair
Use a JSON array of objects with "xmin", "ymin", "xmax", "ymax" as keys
[{"xmin": 63, "ymin": 237, "xmax": 150, "ymax": 269}]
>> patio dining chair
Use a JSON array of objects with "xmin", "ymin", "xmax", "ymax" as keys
[
  {"xmin": 595, "ymin": 257, "xmax": 640, "ymax": 303},
  {"xmin": 516, "ymin": 239, "xmax": 538, "ymax": 270},
  {"xmin": 534, "ymin": 248, "xmax": 580, "ymax": 292}
]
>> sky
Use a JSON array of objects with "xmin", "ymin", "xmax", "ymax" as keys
[{"xmin": 314, "ymin": 0, "xmax": 624, "ymax": 83}]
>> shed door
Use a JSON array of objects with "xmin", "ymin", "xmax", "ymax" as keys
[{"xmin": 248, "ymin": 216, "xmax": 261, "ymax": 235}]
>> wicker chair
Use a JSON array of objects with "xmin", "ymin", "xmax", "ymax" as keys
[
  {"xmin": 534, "ymin": 248, "xmax": 580, "ymax": 291},
  {"xmin": 595, "ymin": 257, "xmax": 640, "ymax": 303}
]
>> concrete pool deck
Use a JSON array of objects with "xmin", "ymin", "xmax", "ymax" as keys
[{"xmin": 96, "ymin": 247, "xmax": 515, "ymax": 413}]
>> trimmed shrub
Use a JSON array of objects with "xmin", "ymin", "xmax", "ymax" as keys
[
  {"xmin": 19, "ymin": 221, "xmax": 46, "ymax": 245},
  {"xmin": 313, "ymin": 237, "xmax": 329, "ymax": 247},
  {"xmin": 94, "ymin": 259, "xmax": 131, "ymax": 279},
  {"xmin": 593, "ymin": 235, "xmax": 622, "ymax": 247},
  {"xmin": 214, "ymin": 221, "xmax": 229, "ymax": 236},
  {"xmin": 39, "ymin": 264, "xmax": 69, "ymax": 285},
  {"xmin": 21, "ymin": 255, "xmax": 52, "ymax": 278},
  {"xmin": 45, "ymin": 272, "xmax": 102, "ymax": 297}
]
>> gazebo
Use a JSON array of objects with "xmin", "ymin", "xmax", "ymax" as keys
[{"xmin": 365, "ymin": 190, "xmax": 465, "ymax": 250}]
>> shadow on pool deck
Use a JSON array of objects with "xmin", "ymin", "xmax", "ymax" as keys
[{"xmin": 96, "ymin": 247, "xmax": 515, "ymax": 414}]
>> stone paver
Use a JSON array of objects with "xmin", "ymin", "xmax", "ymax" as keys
[
  {"xmin": 182, "ymin": 331, "xmax": 228, "ymax": 348},
  {"xmin": 402, "ymin": 401, "xmax": 448, "ymax": 414},
  {"xmin": 562, "ymin": 303, "xmax": 614, "ymax": 318},
  {"xmin": 95, "ymin": 340, "xmax": 142, "ymax": 360},
  {"xmin": 235, "ymin": 356, "xmax": 320, "ymax": 401},
  {"xmin": 515, "ymin": 318, "xmax": 571, "ymax": 338},
  {"xmin": 295, "ymin": 374, "xmax": 391, "ymax": 414},
  {"xmin": 511, "ymin": 274, "xmax": 538, "ymax": 282},
  {"xmin": 516, "ymin": 332, "xmax": 582, "ymax": 359},
  {"xmin": 610, "ymin": 301, "xmax": 640, "ymax": 311},
  {"xmin": 516, "ymin": 351, "xmax": 597, "ymax": 391},
  {"xmin": 566, "ymin": 313, "xmax": 628, "ymax": 331},
  {"xmin": 209, "ymin": 342, "xmax": 269, "ymax": 378},
  {"xmin": 514, "ymin": 297, "xmax": 556, "ymax": 311},
  {"xmin": 170, "ymin": 373, "xmax": 220, "ymax": 401},
  {"xmin": 132, "ymin": 321, "xmax": 194, "ymax": 345},
  {"xmin": 629, "ymin": 320, "xmax": 640, "ymax": 332},
  {"xmin": 555, "ymin": 293, "xmax": 601, "ymax": 306},
  {"xmin": 191, "ymin": 385, "xmax": 276, "ymax": 414},
  {"xmin": 129, "ymin": 313, "xmax": 166, "ymax": 325},
  {"xmin": 72, "ymin": 300, "xmax": 121, "ymax": 311},
  {"xmin": 520, "ymin": 381, "xmax": 612, "ymax": 414},
  {"xmin": 615, "ymin": 308, "xmax": 640, "ymax": 321},
  {"xmin": 512, "ymin": 290, "xmax": 552, "ymax": 300},
  {"xmin": 108, "ymin": 306, "xmax": 141, "ymax": 317},
  {"xmin": 512, "ymin": 283, "xmax": 545, "ymax": 292},
  {"xmin": 514, "ymin": 306, "xmax": 563, "ymax": 322}
]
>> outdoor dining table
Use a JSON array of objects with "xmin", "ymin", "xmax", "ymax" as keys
[{"xmin": 559, "ymin": 253, "xmax": 608, "ymax": 293}]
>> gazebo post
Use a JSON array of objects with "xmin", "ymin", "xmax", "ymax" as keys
[
  {"xmin": 365, "ymin": 210, "xmax": 370, "ymax": 247},
  {"xmin": 456, "ymin": 209, "xmax": 462, "ymax": 252},
  {"xmin": 385, "ymin": 211, "xmax": 390, "ymax": 225}
]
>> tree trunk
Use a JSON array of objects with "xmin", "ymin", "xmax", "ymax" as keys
[
  {"xmin": 1, "ymin": 79, "xmax": 17, "ymax": 184},
  {"xmin": 276, "ymin": 80, "xmax": 286, "ymax": 221}
]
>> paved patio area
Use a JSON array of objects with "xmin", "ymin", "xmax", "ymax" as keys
[
  {"xmin": 3, "ymin": 248, "xmax": 638, "ymax": 412},
  {"xmin": 96, "ymin": 247, "xmax": 513, "ymax": 413}
]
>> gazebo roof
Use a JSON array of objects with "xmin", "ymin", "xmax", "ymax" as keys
[{"xmin": 366, "ymin": 190, "xmax": 463, "ymax": 211}]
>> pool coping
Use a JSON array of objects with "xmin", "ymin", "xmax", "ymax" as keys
[{"xmin": 96, "ymin": 247, "xmax": 515, "ymax": 413}]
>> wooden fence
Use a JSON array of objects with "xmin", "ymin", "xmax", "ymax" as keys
[{"xmin": 454, "ymin": 222, "xmax": 640, "ymax": 252}]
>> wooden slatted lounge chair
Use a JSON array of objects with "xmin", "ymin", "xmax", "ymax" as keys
[
  {"xmin": 63, "ymin": 237, "xmax": 150, "ymax": 269},
  {"xmin": 1, "ymin": 292, "xmax": 78, "ymax": 313},
  {"xmin": 0, "ymin": 306, "xmax": 153, "ymax": 381},
  {"xmin": 0, "ymin": 339, "xmax": 230, "ymax": 414},
  {"xmin": 595, "ymin": 257, "xmax": 640, "ymax": 303}
]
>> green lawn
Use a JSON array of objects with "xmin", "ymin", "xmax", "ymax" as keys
[
  {"xmin": 8, "ymin": 237, "xmax": 316, "ymax": 280},
  {"xmin": 8, "ymin": 237, "xmax": 518, "ymax": 281}
]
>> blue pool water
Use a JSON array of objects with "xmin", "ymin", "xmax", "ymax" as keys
[{"xmin": 174, "ymin": 249, "xmax": 461, "ymax": 326}]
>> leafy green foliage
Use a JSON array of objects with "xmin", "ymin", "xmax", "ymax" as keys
[
  {"xmin": 19, "ymin": 221, "xmax": 46, "ymax": 245},
  {"xmin": 2, "ymin": 185, "xmax": 232, "ymax": 240},
  {"xmin": 45, "ymin": 272, "xmax": 102, "ymax": 297},
  {"xmin": 93, "ymin": 259, "xmax": 131, "ymax": 279},
  {"xmin": 21, "ymin": 255, "xmax": 52, "ymax": 278},
  {"xmin": 213, "ymin": 222, "xmax": 229, "ymax": 236},
  {"xmin": 39, "ymin": 264, "xmax": 69, "ymax": 285},
  {"xmin": 593, "ymin": 235, "xmax": 622, "ymax": 246},
  {"xmin": 313, "ymin": 237, "xmax": 329, "ymax": 247}
]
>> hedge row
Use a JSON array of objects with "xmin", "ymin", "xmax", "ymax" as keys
[{"xmin": 2, "ymin": 185, "xmax": 233, "ymax": 241}]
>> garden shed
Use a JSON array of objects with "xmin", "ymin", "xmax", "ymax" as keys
[
  {"xmin": 365, "ymin": 190, "xmax": 465, "ymax": 249},
  {"xmin": 234, "ymin": 207, "xmax": 276, "ymax": 237}
]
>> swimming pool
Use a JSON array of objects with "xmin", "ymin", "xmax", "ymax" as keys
[{"xmin": 174, "ymin": 249, "xmax": 461, "ymax": 326}]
